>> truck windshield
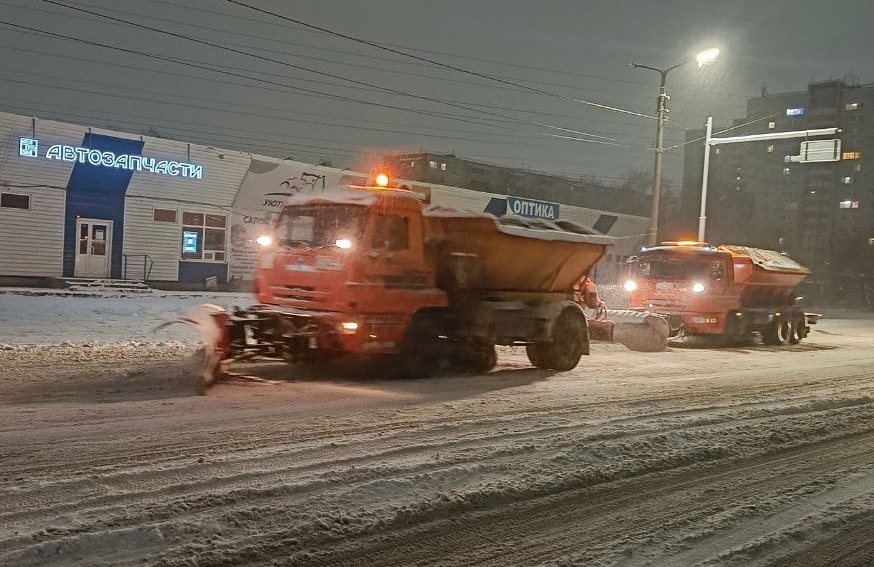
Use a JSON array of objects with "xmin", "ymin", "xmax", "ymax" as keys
[
  {"xmin": 638, "ymin": 257, "xmax": 715, "ymax": 280},
  {"xmin": 277, "ymin": 204, "xmax": 366, "ymax": 248}
]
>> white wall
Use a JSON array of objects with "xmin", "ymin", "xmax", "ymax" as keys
[{"xmin": 0, "ymin": 113, "xmax": 69, "ymax": 277}]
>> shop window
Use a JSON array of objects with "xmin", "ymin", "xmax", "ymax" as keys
[
  {"xmin": 182, "ymin": 212, "xmax": 226, "ymax": 261},
  {"xmin": 153, "ymin": 208, "xmax": 177, "ymax": 222},
  {"xmin": 0, "ymin": 192, "xmax": 30, "ymax": 210},
  {"xmin": 842, "ymin": 151, "xmax": 861, "ymax": 160},
  {"xmin": 372, "ymin": 214, "xmax": 408, "ymax": 250}
]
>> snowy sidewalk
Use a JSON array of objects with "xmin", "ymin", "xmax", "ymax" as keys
[{"xmin": 0, "ymin": 288, "xmax": 254, "ymax": 346}]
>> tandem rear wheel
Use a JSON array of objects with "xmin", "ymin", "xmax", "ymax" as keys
[
  {"xmin": 762, "ymin": 313, "xmax": 805, "ymax": 346},
  {"xmin": 526, "ymin": 309, "xmax": 587, "ymax": 371}
]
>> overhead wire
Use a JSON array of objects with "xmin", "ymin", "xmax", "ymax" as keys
[
  {"xmin": 33, "ymin": 0, "xmax": 625, "ymax": 146},
  {"xmin": 224, "ymin": 0, "xmax": 658, "ymax": 123},
  {"xmin": 0, "ymin": 21, "xmax": 564, "ymax": 137},
  {"xmin": 14, "ymin": 0, "xmax": 660, "ymax": 107}
]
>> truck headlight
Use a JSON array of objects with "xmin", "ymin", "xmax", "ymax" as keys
[
  {"xmin": 256, "ymin": 235, "xmax": 273, "ymax": 246},
  {"xmin": 623, "ymin": 280, "xmax": 637, "ymax": 292},
  {"xmin": 335, "ymin": 238, "xmax": 353, "ymax": 249},
  {"xmin": 692, "ymin": 282, "xmax": 705, "ymax": 293},
  {"xmin": 339, "ymin": 321, "xmax": 359, "ymax": 333}
]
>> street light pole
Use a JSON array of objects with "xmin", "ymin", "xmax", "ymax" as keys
[
  {"xmin": 631, "ymin": 62, "xmax": 684, "ymax": 247},
  {"xmin": 698, "ymin": 115, "xmax": 714, "ymax": 241}
]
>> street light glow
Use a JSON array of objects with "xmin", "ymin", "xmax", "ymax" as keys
[{"xmin": 696, "ymin": 48, "xmax": 720, "ymax": 68}]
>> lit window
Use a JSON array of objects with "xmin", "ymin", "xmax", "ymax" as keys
[
  {"xmin": 766, "ymin": 145, "xmax": 774, "ymax": 153},
  {"xmin": 786, "ymin": 107, "xmax": 805, "ymax": 116},
  {"xmin": 714, "ymin": 148, "xmax": 720, "ymax": 155},
  {"xmin": 182, "ymin": 212, "xmax": 226, "ymax": 261},
  {"xmin": 842, "ymin": 151, "xmax": 861, "ymax": 160},
  {"xmin": 839, "ymin": 200, "xmax": 861, "ymax": 209},
  {"xmin": 153, "ymin": 208, "xmax": 177, "ymax": 222},
  {"xmin": 429, "ymin": 161, "xmax": 437, "ymax": 169},
  {"xmin": 768, "ymin": 121, "xmax": 776, "ymax": 129},
  {"xmin": 783, "ymin": 167, "xmax": 791, "ymax": 175},
  {"xmin": 845, "ymin": 102, "xmax": 860, "ymax": 111},
  {"xmin": 853, "ymin": 164, "xmax": 862, "ymax": 172},
  {"xmin": 0, "ymin": 192, "xmax": 30, "ymax": 210},
  {"xmin": 440, "ymin": 163, "xmax": 447, "ymax": 171},
  {"xmin": 842, "ymin": 176, "xmax": 854, "ymax": 185}
]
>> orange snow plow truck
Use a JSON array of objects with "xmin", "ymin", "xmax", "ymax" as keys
[
  {"xmin": 176, "ymin": 176, "xmax": 667, "ymax": 387},
  {"xmin": 622, "ymin": 242, "xmax": 818, "ymax": 345}
]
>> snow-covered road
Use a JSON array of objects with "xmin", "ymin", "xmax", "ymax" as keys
[{"xmin": 1, "ymin": 292, "xmax": 874, "ymax": 566}]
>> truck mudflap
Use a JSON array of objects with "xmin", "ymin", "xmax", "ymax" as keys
[{"xmin": 587, "ymin": 309, "xmax": 683, "ymax": 352}]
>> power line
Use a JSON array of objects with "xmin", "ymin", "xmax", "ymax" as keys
[
  {"xmin": 16, "ymin": 0, "xmax": 659, "ymax": 106},
  {"xmin": 225, "ymin": 0, "xmax": 658, "ymax": 123},
  {"xmin": 0, "ymin": 71, "xmax": 643, "ymax": 151},
  {"xmin": 0, "ymin": 22, "xmax": 557, "ymax": 136},
  {"xmin": 33, "ymin": 0, "xmax": 624, "ymax": 145}
]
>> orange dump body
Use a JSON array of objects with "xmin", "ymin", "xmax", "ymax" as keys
[
  {"xmin": 722, "ymin": 245, "xmax": 809, "ymax": 305},
  {"xmin": 423, "ymin": 209, "xmax": 611, "ymax": 295}
]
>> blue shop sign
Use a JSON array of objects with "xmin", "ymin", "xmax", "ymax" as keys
[{"xmin": 506, "ymin": 196, "xmax": 560, "ymax": 220}]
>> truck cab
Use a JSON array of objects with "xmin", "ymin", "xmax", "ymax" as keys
[
  {"xmin": 253, "ymin": 184, "xmax": 447, "ymax": 356},
  {"xmin": 624, "ymin": 242, "xmax": 736, "ymax": 335}
]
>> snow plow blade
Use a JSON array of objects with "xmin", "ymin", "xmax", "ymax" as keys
[
  {"xmin": 156, "ymin": 304, "xmax": 229, "ymax": 391},
  {"xmin": 588, "ymin": 310, "xmax": 682, "ymax": 352}
]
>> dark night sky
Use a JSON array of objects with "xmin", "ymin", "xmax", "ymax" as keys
[{"xmin": 1, "ymin": 0, "xmax": 870, "ymax": 186}]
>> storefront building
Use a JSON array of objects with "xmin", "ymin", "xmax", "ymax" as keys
[{"xmin": 0, "ymin": 112, "xmax": 647, "ymax": 287}]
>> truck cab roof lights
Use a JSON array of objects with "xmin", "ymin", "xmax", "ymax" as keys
[
  {"xmin": 660, "ymin": 240, "xmax": 710, "ymax": 247},
  {"xmin": 372, "ymin": 172, "xmax": 390, "ymax": 187}
]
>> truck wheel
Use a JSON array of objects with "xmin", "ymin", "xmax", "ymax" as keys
[
  {"xmin": 464, "ymin": 340, "xmax": 497, "ymax": 374},
  {"xmin": 790, "ymin": 314, "xmax": 806, "ymax": 344},
  {"xmin": 525, "ymin": 343, "xmax": 550, "ymax": 369},
  {"xmin": 720, "ymin": 312, "xmax": 743, "ymax": 347},
  {"xmin": 550, "ymin": 309, "xmax": 587, "ymax": 370},
  {"xmin": 398, "ymin": 315, "xmax": 440, "ymax": 378},
  {"xmin": 762, "ymin": 317, "xmax": 791, "ymax": 346}
]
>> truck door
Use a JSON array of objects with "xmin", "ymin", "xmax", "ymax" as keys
[{"xmin": 364, "ymin": 211, "xmax": 429, "ymax": 292}]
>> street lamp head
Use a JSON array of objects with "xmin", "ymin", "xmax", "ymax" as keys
[{"xmin": 695, "ymin": 48, "xmax": 720, "ymax": 68}]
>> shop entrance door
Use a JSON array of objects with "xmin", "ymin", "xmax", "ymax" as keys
[{"xmin": 74, "ymin": 218, "xmax": 112, "ymax": 278}]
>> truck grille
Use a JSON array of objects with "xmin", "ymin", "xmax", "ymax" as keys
[
  {"xmin": 646, "ymin": 298, "xmax": 687, "ymax": 312},
  {"xmin": 271, "ymin": 285, "xmax": 328, "ymax": 303}
]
